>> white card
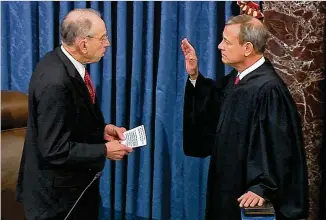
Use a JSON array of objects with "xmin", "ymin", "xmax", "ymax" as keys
[{"xmin": 120, "ymin": 125, "xmax": 147, "ymax": 148}]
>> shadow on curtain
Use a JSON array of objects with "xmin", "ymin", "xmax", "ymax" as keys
[{"xmin": 1, "ymin": 1, "xmax": 239, "ymax": 219}]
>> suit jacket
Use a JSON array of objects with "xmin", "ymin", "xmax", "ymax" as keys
[{"xmin": 16, "ymin": 47, "xmax": 107, "ymax": 219}]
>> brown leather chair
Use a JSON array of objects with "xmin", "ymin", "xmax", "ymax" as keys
[{"xmin": 1, "ymin": 90, "xmax": 27, "ymax": 220}]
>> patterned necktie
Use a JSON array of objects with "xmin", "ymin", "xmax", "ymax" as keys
[
  {"xmin": 84, "ymin": 70, "xmax": 95, "ymax": 104},
  {"xmin": 234, "ymin": 75, "xmax": 240, "ymax": 85}
]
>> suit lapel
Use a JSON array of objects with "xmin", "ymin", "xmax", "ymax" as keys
[{"xmin": 55, "ymin": 47, "xmax": 100, "ymax": 122}]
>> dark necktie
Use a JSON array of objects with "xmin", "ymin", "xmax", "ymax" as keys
[
  {"xmin": 84, "ymin": 70, "xmax": 95, "ymax": 104},
  {"xmin": 234, "ymin": 75, "xmax": 240, "ymax": 85}
]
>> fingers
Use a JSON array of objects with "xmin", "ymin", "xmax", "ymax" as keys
[
  {"xmin": 112, "ymin": 154, "xmax": 123, "ymax": 160},
  {"xmin": 238, "ymin": 191, "xmax": 264, "ymax": 208},
  {"xmin": 250, "ymin": 198, "xmax": 259, "ymax": 207},
  {"xmin": 114, "ymin": 148, "xmax": 132, "ymax": 160},
  {"xmin": 237, "ymin": 194, "xmax": 244, "ymax": 202},
  {"xmin": 121, "ymin": 145, "xmax": 133, "ymax": 153},
  {"xmin": 181, "ymin": 38, "xmax": 194, "ymax": 54},
  {"xmin": 258, "ymin": 198, "xmax": 264, "ymax": 206},
  {"xmin": 117, "ymin": 132, "xmax": 125, "ymax": 141},
  {"xmin": 181, "ymin": 38, "xmax": 188, "ymax": 51},
  {"xmin": 107, "ymin": 149, "xmax": 132, "ymax": 161},
  {"xmin": 105, "ymin": 135, "xmax": 118, "ymax": 141},
  {"xmin": 115, "ymin": 128, "xmax": 126, "ymax": 140},
  {"xmin": 117, "ymin": 149, "xmax": 130, "ymax": 158},
  {"xmin": 115, "ymin": 142, "xmax": 133, "ymax": 154},
  {"xmin": 181, "ymin": 40, "xmax": 197, "ymax": 64},
  {"xmin": 239, "ymin": 193, "xmax": 249, "ymax": 207},
  {"xmin": 104, "ymin": 124, "xmax": 126, "ymax": 140},
  {"xmin": 113, "ymin": 141, "xmax": 133, "ymax": 153},
  {"xmin": 181, "ymin": 40, "xmax": 186, "ymax": 51}
]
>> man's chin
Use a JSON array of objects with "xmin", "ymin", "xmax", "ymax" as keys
[
  {"xmin": 94, "ymin": 57, "xmax": 102, "ymax": 62},
  {"xmin": 221, "ymin": 57, "xmax": 227, "ymax": 64}
]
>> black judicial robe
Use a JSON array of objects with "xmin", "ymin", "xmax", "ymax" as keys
[{"xmin": 183, "ymin": 60, "xmax": 309, "ymax": 220}]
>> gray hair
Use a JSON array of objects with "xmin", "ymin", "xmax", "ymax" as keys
[
  {"xmin": 60, "ymin": 8, "xmax": 101, "ymax": 45},
  {"xmin": 226, "ymin": 15, "xmax": 269, "ymax": 54}
]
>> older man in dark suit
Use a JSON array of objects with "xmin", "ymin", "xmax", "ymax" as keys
[{"xmin": 16, "ymin": 8, "xmax": 132, "ymax": 220}]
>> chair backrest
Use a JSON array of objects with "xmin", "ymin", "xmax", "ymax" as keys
[
  {"xmin": 1, "ymin": 90, "xmax": 28, "ymax": 130},
  {"xmin": 1, "ymin": 90, "xmax": 28, "ymax": 220}
]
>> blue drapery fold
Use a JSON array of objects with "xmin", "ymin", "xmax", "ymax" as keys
[{"xmin": 1, "ymin": 1, "xmax": 239, "ymax": 219}]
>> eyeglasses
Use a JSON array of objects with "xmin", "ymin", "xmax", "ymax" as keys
[{"xmin": 86, "ymin": 35, "xmax": 110, "ymax": 44}]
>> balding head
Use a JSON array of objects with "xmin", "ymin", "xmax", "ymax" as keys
[
  {"xmin": 226, "ymin": 15, "xmax": 269, "ymax": 54},
  {"xmin": 60, "ymin": 8, "xmax": 102, "ymax": 46}
]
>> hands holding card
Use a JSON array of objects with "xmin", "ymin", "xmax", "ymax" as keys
[
  {"xmin": 120, "ymin": 125, "xmax": 147, "ymax": 148},
  {"xmin": 104, "ymin": 124, "xmax": 147, "ymax": 161}
]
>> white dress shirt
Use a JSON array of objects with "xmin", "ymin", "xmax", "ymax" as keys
[
  {"xmin": 189, "ymin": 56, "xmax": 265, "ymax": 87},
  {"xmin": 236, "ymin": 56, "xmax": 265, "ymax": 80},
  {"xmin": 61, "ymin": 45, "xmax": 86, "ymax": 80}
]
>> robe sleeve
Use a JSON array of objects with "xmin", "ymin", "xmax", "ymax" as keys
[
  {"xmin": 246, "ymin": 80, "xmax": 309, "ymax": 219},
  {"xmin": 183, "ymin": 73, "xmax": 221, "ymax": 158}
]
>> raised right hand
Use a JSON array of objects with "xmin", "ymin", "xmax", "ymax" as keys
[
  {"xmin": 105, "ymin": 140, "xmax": 133, "ymax": 161},
  {"xmin": 181, "ymin": 38, "xmax": 199, "ymax": 79}
]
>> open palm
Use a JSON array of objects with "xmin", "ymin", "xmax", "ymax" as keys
[{"xmin": 181, "ymin": 38, "xmax": 198, "ymax": 78}]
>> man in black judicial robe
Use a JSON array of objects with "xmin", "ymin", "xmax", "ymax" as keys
[{"xmin": 181, "ymin": 15, "xmax": 309, "ymax": 220}]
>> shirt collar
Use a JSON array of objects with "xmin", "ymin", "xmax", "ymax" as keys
[
  {"xmin": 237, "ymin": 56, "xmax": 265, "ymax": 80},
  {"xmin": 61, "ymin": 45, "xmax": 86, "ymax": 80}
]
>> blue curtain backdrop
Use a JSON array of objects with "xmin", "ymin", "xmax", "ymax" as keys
[{"xmin": 1, "ymin": 1, "xmax": 239, "ymax": 219}]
